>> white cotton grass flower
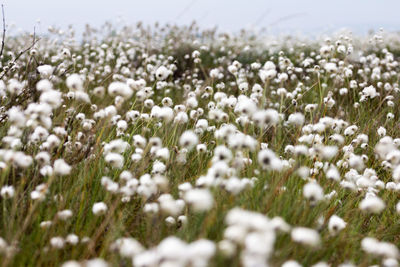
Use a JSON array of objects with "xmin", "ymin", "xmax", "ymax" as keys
[
  {"xmin": 119, "ymin": 171, "xmax": 133, "ymax": 182},
  {"xmin": 303, "ymin": 181, "xmax": 324, "ymax": 204},
  {"xmin": 7, "ymin": 106, "xmax": 26, "ymax": 127},
  {"xmin": 348, "ymin": 154, "xmax": 365, "ymax": 171},
  {"xmin": 213, "ymin": 145, "xmax": 233, "ymax": 163},
  {"xmin": 305, "ymin": 104, "xmax": 318, "ymax": 113},
  {"xmin": 86, "ymin": 258, "xmax": 109, "ymax": 267},
  {"xmin": 149, "ymin": 136, "xmax": 162, "ymax": 147},
  {"xmin": 271, "ymin": 216, "xmax": 291, "ymax": 233},
  {"xmin": 235, "ymin": 97, "xmax": 257, "ymax": 116},
  {"xmin": 46, "ymin": 135, "xmax": 61, "ymax": 149},
  {"xmin": 156, "ymin": 236, "xmax": 187, "ymax": 262},
  {"xmin": 101, "ymin": 177, "xmax": 119, "ymax": 193},
  {"xmin": 0, "ymin": 185, "xmax": 15, "ymax": 199},
  {"xmin": 40, "ymin": 165, "xmax": 53, "ymax": 176},
  {"xmin": 377, "ymin": 126, "xmax": 387, "ymax": 137},
  {"xmin": 243, "ymin": 231, "xmax": 276, "ymax": 264},
  {"xmin": 186, "ymin": 97, "xmax": 198, "ymax": 109},
  {"xmin": 218, "ymin": 239, "xmax": 236, "ymax": 257},
  {"xmin": 291, "ymin": 227, "xmax": 321, "ymax": 247},
  {"xmin": 311, "ymin": 262, "xmax": 329, "ymax": 267},
  {"xmin": 179, "ymin": 131, "xmax": 199, "ymax": 151},
  {"xmin": 53, "ymin": 159, "xmax": 71, "ymax": 176},
  {"xmin": 187, "ymin": 239, "xmax": 216, "ymax": 264},
  {"xmin": 0, "ymin": 237, "xmax": 7, "ymax": 253},
  {"xmin": 66, "ymin": 234, "xmax": 79, "ymax": 245},
  {"xmin": 155, "ymin": 147, "xmax": 170, "ymax": 161},
  {"xmin": 133, "ymin": 134, "xmax": 147, "ymax": 148},
  {"xmin": 7, "ymin": 79, "xmax": 24, "ymax": 95},
  {"xmin": 143, "ymin": 203, "xmax": 159, "ymax": 214},
  {"xmin": 50, "ymin": 236, "xmax": 65, "ymax": 249},
  {"xmin": 92, "ymin": 202, "xmax": 108, "ymax": 216},
  {"xmin": 111, "ymin": 237, "xmax": 144, "ymax": 258},
  {"xmin": 319, "ymin": 145, "xmax": 338, "ymax": 160},
  {"xmin": 40, "ymin": 90, "xmax": 62, "ymax": 109},
  {"xmin": 57, "ymin": 209, "xmax": 73, "ymax": 221},
  {"xmin": 223, "ymin": 225, "xmax": 247, "ymax": 244},
  {"xmin": 37, "ymin": 65, "xmax": 54, "ymax": 78},
  {"xmin": 30, "ymin": 184, "xmax": 48, "ymax": 201},
  {"xmin": 324, "ymin": 62, "xmax": 337, "ymax": 73},
  {"xmin": 81, "ymin": 236, "xmax": 90, "ymax": 244},
  {"xmin": 133, "ymin": 250, "xmax": 159, "ymax": 267},
  {"xmin": 387, "ymin": 150, "xmax": 400, "ymax": 166},
  {"xmin": 174, "ymin": 111, "xmax": 188, "ymax": 124},
  {"xmin": 155, "ymin": 66, "xmax": 171, "ymax": 80},
  {"xmin": 259, "ymin": 69, "xmax": 277, "ymax": 83},
  {"xmin": 157, "ymin": 107, "xmax": 174, "ymax": 123},
  {"xmin": 117, "ymin": 120, "xmax": 128, "ymax": 132},
  {"xmin": 73, "ymin": 91, "xmax": 90, "ymax": 103},
  {"xmin": 108, "ymin": 82, "xmax": 133, "ymax": 99},
  {"xmin": 383, "ymin": 258, "xmax": 399, "ymax": 267},
  {"xmin": 361, "ymin": 85, "xmax": 378, "ymax": 99},
  {"xmin": 326, "ymin": 166, "xmax": 341, "ymax": 181},
  {"xmin": 166, "ymin": 216, "xmax": 178, "ymax": 227},
  {"xmin": 238, "ymin": 82, "xmax": 249, "ymax": 92},
  {"xmin": 282, "ymin": 260, "xmax": 302, "ymax": 267},
  {"xmin": 228, "ymin": 64, "xmax": 238, "ymax": 74},
  {"xmin": 12, "ymin": 152, "xmax": 33, "ymax": 169},
  {"xmin": 328, "ymin": 215, "xmax": 347, "ymax": 235},
  {"xmin": 104, "ymin": 153, "xmax": 124, "ymax": 169},
  {"xmin": 103, "ymin": 139, "xmax": 129, "ymax": 154},
  {"xmin": 258, "ymin": 148, "xmax": 283, "ymax": 171},
  {"xmin": 158, "ymin": 194, "xmax": 184, "ymax": 216},
  {"xmin": 131, "ymin": 153, "xmax": 142, "ymax": 163},
  {"xmin": 196, "ymin": 119, "xmax": 208, "ymax": 131},
  {"xmin": 61, "ymin": 261, "xmax": 81, "ymax": 267},
  {"xmin": 375, "ymin": 136, "xmax": 396, "ymax": 160},
  {"xmin": 209, "ymin": 68, "xmax": 220, "ymax": 78},
  {"xmin": 288, "ymin": 112, "xmax": 305, "ymax": 126},
  {"xmin": 359, "ymin": 195, "xmax": 385, "ymax": 214},
  {"xmin": 66, "ymin": 73, "xmax": 84, "ymax": 91},
  {"xmin": 223, "ymin": 177, "xmax": 249, "ymax": 195},
  {"xmin": 252, "ymin": 109, "xmax": 280, "ymax": 127},
  {"xmin": 361, "ymin": 237, "xmax": 399, "ymax": 259},
  {"xmin": 184, "ymin": 188, "xmax": 214, "ymax": 212},
  {"xmin": 177, "ymin": 215, "xmax": 188, "ymax": 227}
]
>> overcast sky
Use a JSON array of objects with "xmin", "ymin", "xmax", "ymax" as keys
[{"xmin": 3, "ymin": 0, "xmax": 400, "ymax": 36}]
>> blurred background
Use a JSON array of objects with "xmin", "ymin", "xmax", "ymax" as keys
[{"xmin": 4, "ymin": 0, "xmax": 400, "ymax": 35}]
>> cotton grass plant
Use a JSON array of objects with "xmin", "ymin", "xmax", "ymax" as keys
[{"xmin": 0, "ymin": 21, "xmax": 399, "ymax": 266}]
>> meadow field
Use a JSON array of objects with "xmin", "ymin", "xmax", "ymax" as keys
[{"xmin": 0, "ymin": 22, "xmax": 400, "ymax": 266}]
